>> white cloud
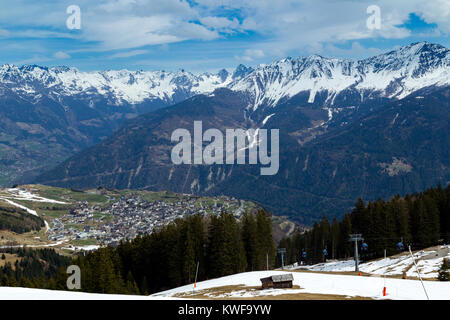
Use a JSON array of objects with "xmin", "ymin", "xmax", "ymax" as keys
[
  {"xmin": 417, "ymin": 0, "xmax": 450, "ymax": 32},
  {"xmin": 108, "ymin": 49, "xmax": 150, "ymax": 59},
  {"xmin": 323, "ymin": 42, "xmax": 385, "ymax": 58},
  {"xmin": 197, "ymin": 0, "xmax": 449, "ymax": 57},
  {"xmin": 241, "ymin": 49, "xmax": 265, "ymax": 61},
  {"xmin": 234, "ymin": 48, "xmax": 265, "ymax": 62},
  {"xmin": 0, "ymin": 29, "xmax": 10, "ymax": 37},
  {"xmin": 12, "ymin": 55, "xmax": 51, "ymax": 66},
  {"xmin": 53, "ymin": 51, "xmax": 71, "ymax": 59},
  {"xmin": 199, "ymin": 16, "xmax": 241, "ymax": 34},
  {"xmin": 1, "ymin": 0, "xmax": 449, "ymax": 65}
]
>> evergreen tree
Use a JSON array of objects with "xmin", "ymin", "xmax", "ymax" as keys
[
  {"xmin": 256, "ymin": 210, "xmax": 275, "ymax": 270},
  {"xmin": 140, "ymin": 276, "xmax": 149, "ymax": 295},
  {"xmin": 206, "ymin": 213, "xmax": 247, "ymax": 278},
  {"xmin": 438, "ymin": 258, "xmax": 450, "ymax": 281},
  {"xmin": 242, "ymin": 212, "xmax": 258, "ymax": 271},
  {"xmin": 331, "ymin": 217, "xmax": 340, "ymax": 259},
  {"xmin": 319, "ymin": 215, "xmax": 331, "ymax": 261},
  {"xmin": 126, "ymin": 271, "xmax": 140, "ymax": 294}
]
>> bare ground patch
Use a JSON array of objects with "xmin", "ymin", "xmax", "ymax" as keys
[{"xmin": 173, "ymin": 285, "xmax": 373, "ymax": 300}]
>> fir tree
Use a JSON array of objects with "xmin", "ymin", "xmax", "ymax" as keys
[
  {"xmin": 140, "ymin": 276, "xmax": 149, "ymax": 295},
  {"xmin": 126, "ymin": 271, "xmax": 140, "ymax": 294},
  {"xmin": 438, "ymin": 258, "xmax": 450, "ymax": 281},
  {"xmin": 256, "ymin": 210, "xmax": 275, "ymax": 270}
]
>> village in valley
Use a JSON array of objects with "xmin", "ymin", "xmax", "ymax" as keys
[
  {"xmin": 47, "ymin": 192, "xmax": 250, "ymax": 247},
  {"xmin": 0, "ymin": 185, "xmax": 269, "ymax": 251}
]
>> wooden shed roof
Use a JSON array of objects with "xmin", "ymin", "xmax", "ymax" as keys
[{"xmin": 260, "ymin": 273, "xmax": 294, "ymax": 283}]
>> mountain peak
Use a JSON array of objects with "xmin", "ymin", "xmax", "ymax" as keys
[
  {"xmin": 0, "ymin": 42, "xmax": 447, "ymax": 109},
  {"xmin": 232, "ymin": 64, "xmax": 253, "ymax": 80},
  {"xmin": 378, "ymin": 41, "xmax": 449, "ymax": 60},
  {"xmin": 230, "ymin": 42, "xmax": 449, "ymax": 109}
]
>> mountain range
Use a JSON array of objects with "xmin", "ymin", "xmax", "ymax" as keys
[
  {"xmin": 0, "ymin": 62, "xmax": 255, "ymax": 185},
  {"xmin": 1, "ymin": 41, "xmax": 449, "ymax": 223}
]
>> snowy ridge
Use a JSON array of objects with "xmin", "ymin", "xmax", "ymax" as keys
[
  {"xmin": 230, "ymin": 42, "xmax": 450, "ymax": 110},
  {"xmin": 0, "ymin": 42, "xmax": 448, "ymax": 110},
  {"xmin": 0, "ymin": 65, "xmax": 236, "ymax": 105}
]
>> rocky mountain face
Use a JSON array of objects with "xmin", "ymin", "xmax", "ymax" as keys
[
  {"xmin": 34, "ymin": 84, "xmax": 450, "ymax": 224},
  {"xmin": 2, "ymin": 42, "xmax": 450, "ymax": 223},
  {"xmin": 0, "ymin": 64, "xmax": 251, "ymax": 185}
]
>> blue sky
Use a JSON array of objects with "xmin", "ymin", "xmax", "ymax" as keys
[{"xmin": 0, "ymin": 0, "xmax": 448, "ymax": 72}]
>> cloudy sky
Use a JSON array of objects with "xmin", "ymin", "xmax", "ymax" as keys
[{"xmin": 0, "ymin": 0, "xmax": 449, "ymax": 72}]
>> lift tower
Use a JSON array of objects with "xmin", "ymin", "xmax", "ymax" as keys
[{"xmin": 349, "ymin": 234, "xmax": 364, "ymax": 272}]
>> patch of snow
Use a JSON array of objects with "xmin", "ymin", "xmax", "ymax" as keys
[
  {"xmin": 262, "ymin": 113, "xmax": 275, "ymax": 126},
  {"xmin": 0, "ymin": 287, "xmax": 182, "ymax": 300},
  {"xmin": 5, "ymin": 188, "xmax": 69, "ymax": 204},
  {"xmin": 0, "ymin": 198, "xmax": 39, "ymax": 216},
  {"xmin": 153, "ymin": 270, "xmax": 450, "ymax": 300}
]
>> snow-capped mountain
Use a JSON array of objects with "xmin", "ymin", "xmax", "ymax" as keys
[
  {"xmin": 34, "ymin": 85, "xmax": 450, "ymax": 224},
  {"xmin": 230, "ymin": 42, "xmax": 450, "ymax": 111},
  {"xmin": 0, "ymin": 65, "xmax": 240, "ymax": 106},
  {"xmin": 1, "ymin": 42, "xmax": 447, "ymax": 112},
  {"xmin": 1, "ymin": 41, "xmax": 449, "ymax": 190}
]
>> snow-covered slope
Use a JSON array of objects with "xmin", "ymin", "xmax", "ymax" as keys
[
  {"xmin": 0, "ymin": 65, "xmax": 237, "ymax": 105},
  {"xmin": 1, "ymin": 268, "xmax": 447, "ymax": 300},
  {"xmin": 0, "ymin": 287, "xmax": 178, "ymax": 300},
  {"xmin": 293, "ymin": 246, "xmax": 450, "ymax": 279},
  {"xmin": 152, "ymin": 270, "xmax": 449, "ymax": 300},
  {"xmin": 231, "ymin": 42, "xmax": 450, "ymax": 110},
  {"xmin": 1, "ymin": 42, "xmax": 448, "ymax": 110}
]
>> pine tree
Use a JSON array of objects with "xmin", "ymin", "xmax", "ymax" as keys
[
  {"xmin": 95, "ymin": 248, "xmax": 124, "ymax": 294},
  {"xmin": 351, "ymin": 198, "xmax": 367, "ymax": 234},
  {"xmin": 242, "ymin": 212, "xmax": 258, "ymax": 271},
  {"xmin": 183, "ymin": 223, "xmax": 196, "ymax": 283},
  {"xmin": 338, "ymin": 214, "xmax": 352, "ymax": 258},
  {"xmin": 125, "ymin": 271, "xmax": 140, "ymax": 294},
  {"xmin": 319, "ymin": 215, "xmax": 331, "ymax": 260},
  {"xmin": 331, "ymin": 217, "xmax": 340, "ymax": 259},
  {"xmin": 140, "ymin": 276, "xmax": 149, "ymax": 295},
  {"xmin": 206, "ymin": 213, "xmax": 247, "ymax": 278},
  {"xmin": 165, "ymin": 222, "xmax": 183, "ymax": 288},
  {"xmin": 392, "ymin": 197, "xmax": 411, "ymax": 243},
  {"xmin": 256, "ymin": 210, "xmax": 275, "ymax": 270},
  {"xmin": 438, "ymin": 258, "xmax": 450, "ymax": 281},
  {"xmin": 423, "ymin": 195, "xmax": 440, "ymax": 245},
  {"xmin": 7, "ymin": 274, "xmax": 17, "ymax": 287},
  {"xmin": 1, "ymin": 274, "xmax": 8, "ymax": 286}
]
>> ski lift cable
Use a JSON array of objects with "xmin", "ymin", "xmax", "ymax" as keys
[
  {"xmin": 408, "ymin": 245, "xmax": 430, "ymax": 300},
  {"xmin": 349, "ymin": 233, "xmax": 448, "ymax": 241}
]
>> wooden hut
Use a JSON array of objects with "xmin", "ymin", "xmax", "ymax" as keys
[{"xmin": 260, "ymin": 274, "xmax": 294, "ymax": 289}]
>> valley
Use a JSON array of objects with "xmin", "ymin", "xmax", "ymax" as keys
[
  {"xmin": 0, "ymin": 185, "xmax": 294, "ymax": 253},
  {"xmin": 19, "ymin": 42, "xmax": 449, "ymax": 224}
]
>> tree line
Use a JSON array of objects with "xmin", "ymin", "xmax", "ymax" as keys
[
  {"xmin": 0, "ymin": 247, "xmax": 71, "ymax": 288},
  {"xmin": 277, "ymin": 184, "xmax": 450, "ymax": 265},
  {"xmin": 61, "ymin": 210, "xmax": 275, "ymax": 295},
  {"xmin": 0, "ymin": 206, "xmax": 45, "ymax": 234}
]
